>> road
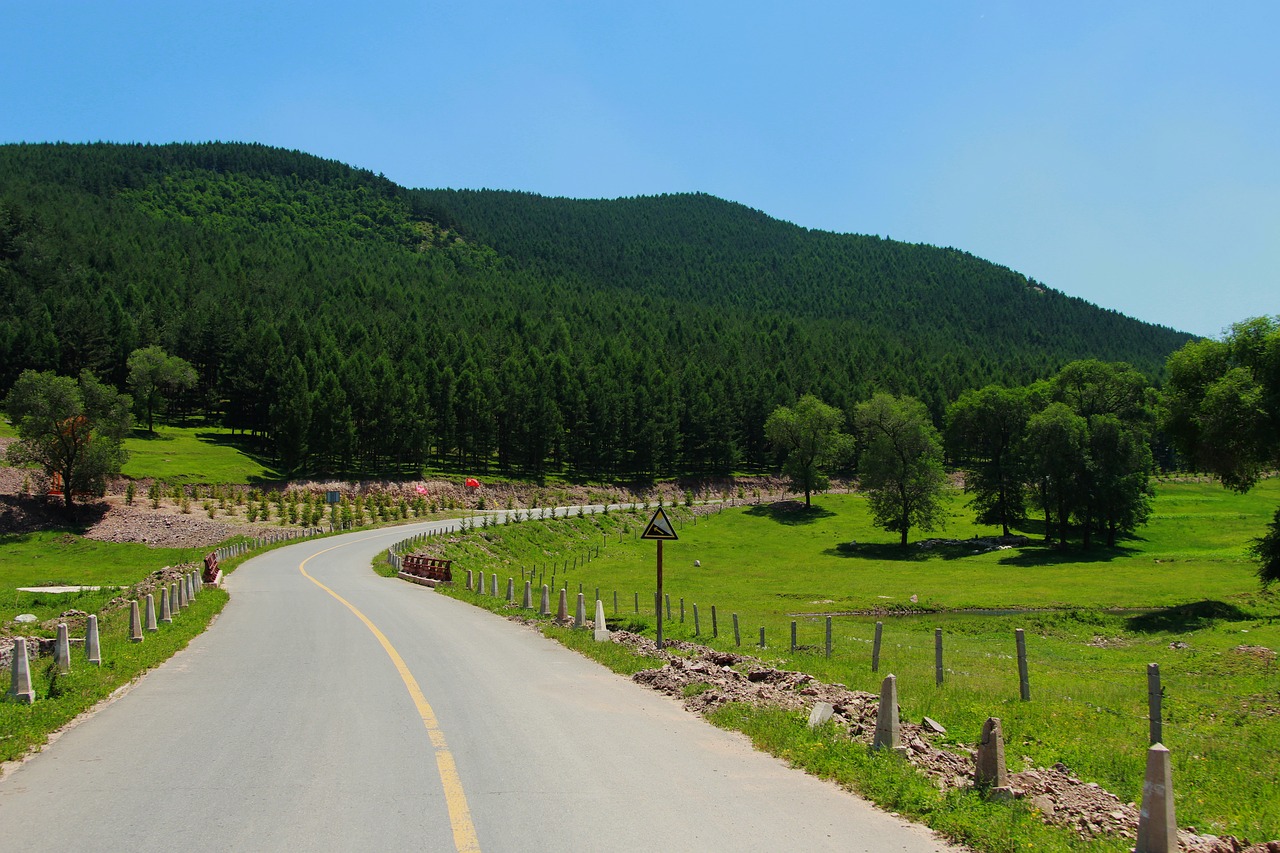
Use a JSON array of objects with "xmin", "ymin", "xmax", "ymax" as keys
[{"xmin": 0, "ymin": 517, "xmax": 959, "ymax": 852}]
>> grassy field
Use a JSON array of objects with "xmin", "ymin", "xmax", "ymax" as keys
[
  {"xmin": 426, "ymin": 481, "xmax": 1280, "ymax": 847},
  {"xmin": 121, "ymin": 425, "xmax": 279, "ymax": 483},
  {"xmin": 0, "ymin": 531, "xmax": 209, "ymax": 625}
]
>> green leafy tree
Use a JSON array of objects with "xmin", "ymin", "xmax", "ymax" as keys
[
  {"xmin": 1164, "ymin": 316, "xmax": 1280, "ymax": 583},
  {"xmin": 1086, "ymin": 413, "xmax": 1155, "ymax": 547},
  {"xmin": 946, "ymin": 384, "xmax": 1029, "ymax": 536},
  {"xmin": 1249, "ymin": 508, "xmax": 1280, "ymax": 587},
  {"xmin": 855, "ymin": 393, "xmax": 948, "ymax": 546},
  {"xmin": 126, "ymin": 345, "xmax": 197, "ymax": 433},
  {"xmin": 764, "ymin": 394, "xmax": 853, "ymax": 507},
  {"xmin": 1023, "ymin": 402, "xmax": 1088, "ymax": 546},
  {"xmin": 1050, "ymin": 360, "xmax": 1156, "ymax": 548},
  {"xmin": 4, "ymin": 369, "xmax": 132, "ymax": 511}
]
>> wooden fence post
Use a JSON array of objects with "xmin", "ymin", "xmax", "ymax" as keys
[
  {"xmin": 1016, "ymin": 628, "xmax": 1030, "ymax": 701},
  {"xmin": 872, "ymin": 620, "xmax": 883, "ymax": 672},
  {"xmin": 935, "ymin": 628, "xmax": 944, "ymax": 686},
  {"xmin": 1148, "ymin": 663, "xmax": 1162, "ymax": 745}
]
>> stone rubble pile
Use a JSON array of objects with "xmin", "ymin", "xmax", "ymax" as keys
[{"xmin": 548, "ymin": 626, "xmax": 1279, "ymax": 852}]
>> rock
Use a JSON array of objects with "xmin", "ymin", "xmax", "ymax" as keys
[
  {"xmin": 922, "ymin": 716, "xmax": 946, "ymax": 734},
  {"xmin": 1031, "ymin": 795, "xmax": 1056, "ymax": 818},
  {"xmin": 15, "ymin": 614, "xmax": 37, "ymax": 623},
  {"xmin": 808, "ymin": 702, "xmax": 834, "ymax": 728}
]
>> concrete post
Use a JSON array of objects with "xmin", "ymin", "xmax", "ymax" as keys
[
  {"xmin": 594, "ymin": 600, "xmax": 611, "ymax": 642},
  {"xmin": 8, "ymin": 637, "xmax": 35, "ymax": 703},
  {"xmin": 759, "ymin": 627, "xmax": 766, "ymax": 648},
  {"xmin": 557, "ymin": 588, "xmax": 568, "ymax": 621},
  {"xmin": 85, "ymin": 614, "xmax": 101, "ymax": 665},
  {"xmin": 693, "ymin": 604, "xmax": 700, "ymax": 636},
  {"xmin": 465, "ymin": 569, "xmax": 473, "ymax": 591},
  {"xmin": 160, "ymin": 586, "xmax": 172, "ymax": 623},
  {"xmin": 178, "ymin": 578, "xmax": 189, "ymax": 610},
  {"xmin": 825, "ymin": 616, "xmax": 832, "ymax": 658},
  {"xmin": 189, "ymin": 571, "xmax": 198, "ymax": 599},
  {"xmin": 169, "ymin": 583, "xmax": 179, "ymax": 617},
  {"xmin": 522, "ymin": 580, "xmax": 533, "ymax": 609},
  {"xmin": 539, "ymin": 584, "xmax": 550, "ymax": 616},
  {"xmin": 873, "ymin": 674, "xmax": 904, "ymax": 754},
  {"xmin": 130, "ymin": 600, "xmax": 144, "ymax": 642},
  {"xmin": 1135, "ymin": 743, "xmax": 1176, "ymax": 853},
  {"xmin": 574, "ymin": 592, "xmax": 585, "ymax": 628},
  {"xmin": 491, "ymin": 574, "xmax": 499, "ymax": 597},
  {"xmin": 975, "ymin": 717, "xmax": 1008, "ymax": 788},
  {"xmin": 145, "ymin": 594, "xmax": 158, "ymax": 632},
  {"xmin": 506, "ymin": 577, "xmax": 514, "ymax": 603},
  {"xmin": 54, "ymin": 623, "xmax": 71, "ymax": 673}
]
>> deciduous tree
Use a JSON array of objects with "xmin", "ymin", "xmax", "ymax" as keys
[
  {"xmin": 4, "ymin": 369, "xmax": 132, "ymax": 511},
  {"xmin": 855, "ymin": 393, "xmax": 947, "ymax": 545},
  {"xmin": 126, "ymin": 345, "xmax": 197, "ymax": 433},
  {"xmin": 764, "ymin": 395, "xmax": 852, "ymax": 507},
  {"xmin": 1164, "ymin": 316, "xmax": 1280, "ymax": 583},
  {"xmin": 946, "ymin": 384, "xmax": 1029, "ymax": 536}
]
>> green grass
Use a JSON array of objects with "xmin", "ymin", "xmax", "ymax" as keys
[
  {"xmin": 1, "ymin": 531, "xmax": 208, "ymax": 625},
  {"xmin": 0, "ymin": 584, "xmax": 227, "ymax": 763},
  {"xmin": 423, "ymin": 482, "xmax": 1280, "ymax": 845},
  {"xmin": 121, "ymin": 425, "xmax": 279, "ymax": 483}
]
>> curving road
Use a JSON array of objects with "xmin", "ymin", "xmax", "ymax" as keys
[{"xmin": 0, "ymin": 517, "xmax": 958, "ymax": 852}]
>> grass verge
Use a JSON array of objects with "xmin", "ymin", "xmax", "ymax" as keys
[
  {"xmin": 1, "ymin": 584, "xmax": 228, "ymax": 764},
  {"xmin": 403, "ymin": 483, "xmax": 1280, "ymax": 844}
]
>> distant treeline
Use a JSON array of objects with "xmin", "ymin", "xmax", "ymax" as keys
[{"xmin": 0, "ymin": 142, "xmax": 1191, "ymax": 479}]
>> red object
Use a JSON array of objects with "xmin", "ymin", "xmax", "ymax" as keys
[
  {"xmin": 464, "ymin": 478, "xmax": 481, "ymax": 489},
  {"xmin": 415, "ymin": 485, "xmax": 428, "ymax": 495}
]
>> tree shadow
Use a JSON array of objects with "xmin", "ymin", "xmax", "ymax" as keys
[
  {"xmin": 129, "ymin": 427, "xmax": 174, "ymax": 441},
  {"xmin": 743, "ymin": 500, "xmax": 835, "ymax": 526},
  {"xmin": 997, "ymin": 543, "xmax": 1142, "ymax": 567},
  {"xmin": 825, "ymin": 542, "xmax": 933, "ymax": 562},
  {"xmin": 194, "ymin": 432, "xmax": 282, "ymax": 482},
  {"xmin": 1125, "ymin": 600, "xmax": 1253, "ymax": 633}
]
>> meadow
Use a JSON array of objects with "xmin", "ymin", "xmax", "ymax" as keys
[
  {"xmin": 428, "ymin": 481, "xmax": 1280, "ymax": 847},
  {"xmin": 120, "ymin": 425, "xmax": 279, "ymax": 484}
]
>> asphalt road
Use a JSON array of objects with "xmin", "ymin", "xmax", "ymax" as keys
[{"xmin": 0, "ymin": 517, "xmax": 959, "ymax": 852}]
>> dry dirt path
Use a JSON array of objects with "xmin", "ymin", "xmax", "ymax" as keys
[{"xmin": 0, "ymin": 517, "xmax": 959, "ymax": 852}]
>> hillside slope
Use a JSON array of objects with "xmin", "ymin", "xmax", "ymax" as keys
[{"xmin": 0, "ymin": 142, "xmax": 1189, "ymax": 479}]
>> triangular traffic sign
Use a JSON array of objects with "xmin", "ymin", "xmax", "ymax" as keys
[{"xmin": 641, "ymin": 507, "xmax": 679, "ymax": 541}]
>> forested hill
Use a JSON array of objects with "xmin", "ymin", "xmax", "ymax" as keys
[
  {"xmin": 410, "ymin": 188, "xmax": 1177, "ymax": 361},
  {"xmin": 1, "ymin": 141, "xmax": 1190, "ymax": 479}
]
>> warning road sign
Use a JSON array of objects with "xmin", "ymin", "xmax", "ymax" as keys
[{"xmin": 640, "ymin": 507, "xmax": 678, "ymax": 541}]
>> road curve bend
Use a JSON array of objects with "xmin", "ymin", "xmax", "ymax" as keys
[{"xmin": 0, "ymin": 519, "xmax": 960, "ymax": 852}]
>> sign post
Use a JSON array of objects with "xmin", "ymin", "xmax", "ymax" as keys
[{"xmin": 641, "ymin": 507, "xmax": 678, "ymax": 649}]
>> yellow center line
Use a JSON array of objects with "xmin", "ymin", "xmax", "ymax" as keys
[{"xmin": 297, "ymin": 536, "xmax": 481, "ymax": 853}]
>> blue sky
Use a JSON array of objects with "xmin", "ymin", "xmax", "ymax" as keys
[{"xmin": 3, "ymin": 1, "xmax": 1276, "ymax": 337}]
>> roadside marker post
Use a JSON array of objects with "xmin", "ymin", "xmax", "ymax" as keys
[{"xmin": 641, "ymin": 507, "xmax": 678, "ymax": 650}]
